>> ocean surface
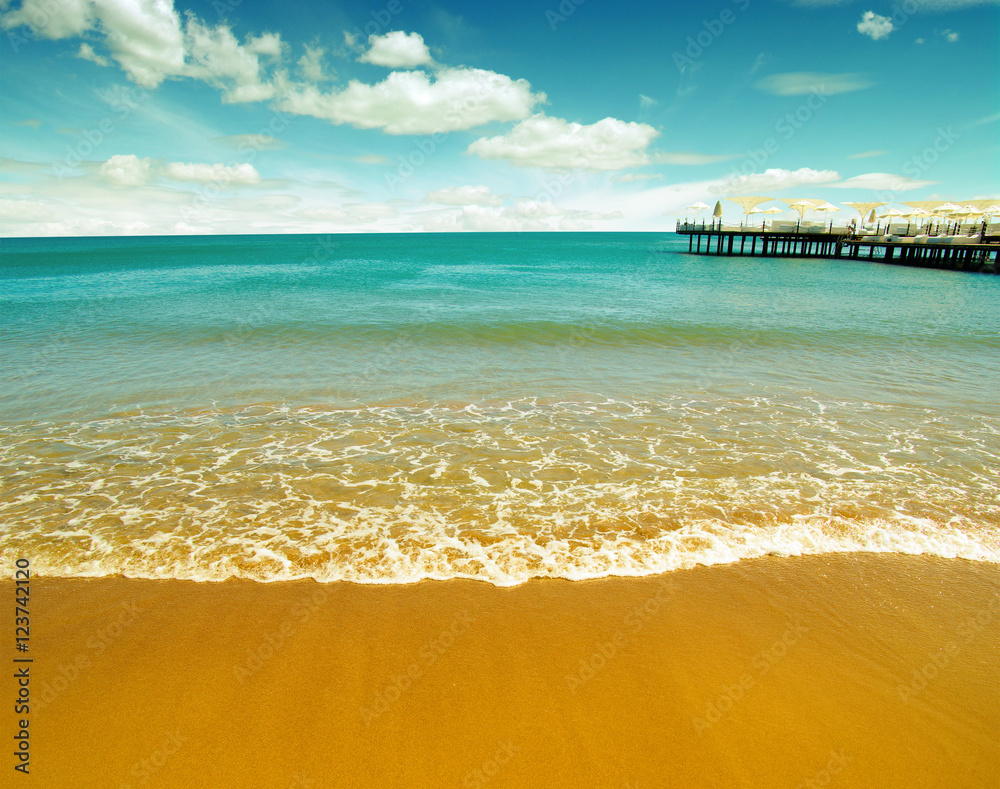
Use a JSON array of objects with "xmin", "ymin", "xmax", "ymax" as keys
[{"xmin": 1, "ymin": 232, "xmax": 998, "ymax": 585}]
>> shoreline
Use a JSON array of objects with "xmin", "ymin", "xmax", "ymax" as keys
[{"xmin": 14, "ymin": 552, "xmax": 999, "ymax": 787}]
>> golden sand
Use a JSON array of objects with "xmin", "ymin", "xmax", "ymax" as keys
[{"xmin": 15, "ymin": 554, "xmax": 1000, "ymax": 787}]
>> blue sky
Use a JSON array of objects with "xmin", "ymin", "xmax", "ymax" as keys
[{"xmin": 1, "ymin": 0, "xmax": 997, "ymax": 235}]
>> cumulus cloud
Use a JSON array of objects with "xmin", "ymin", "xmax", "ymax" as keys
[
  {"xmin": 77, "ymin": 42, "xmax": 108, "ymax": 65},
  {"xmin": 0, "ymin": 0, "xmax": 92, "ymax": 38},
  {"xmin": 184, "ymin": 17, "xmax": 282, "ymax": 103},
  {"xmin": 753, "ymin": 72, "xmax": 873, "ymax": 96},
  {"xmin": 1, "ymin": 0, "xmax": 278, "ymax": 92},
  {"xmin": 825, "ymin": 172, "xmax": 935, "ymax": 190},
  {"xmin": 279, "ymin": 67, "xmax": 544, "ymax": 134},
  {"xmin": 857, "ymin": 11, "xmax": 893, "ymax": 40},
  {"xmin": 359, "ymin": 31, "xmax": 433, "ymax": 68},
  {"xmin": 100, "ymin": 154, "xmax": 153, "ymax": 186},
  {"xmin": 1, "ymin": 5, "xmax": 545, "ymax": 137},
  {"xmin": 297, "ymin": 44, "xmax": 332, "ymax": 82},
  {"xmin": 88, "ymin": 0, "xmax": 186, "ymax": 88},
  {"xmin": 467, "ymin": 114, "xmax": 659, "ymax": 171},
  {"xmin": 425, "ymin": 185, "xmax": 503, "ymax": 206},
  {"xmin": 713, "ymin": 167, "xmax": 841, "ymax": 194},
  {"xmin": 942, "ymin": 28, "xmax": 960, "ymax": 41},
  {"xmin": 164, "ymin": 162, "xmax": 260, "ymax": 186}
]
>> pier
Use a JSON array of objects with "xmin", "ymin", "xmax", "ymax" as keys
[{"xmin": 676, "ymin": 220, "xmax": 1000, "ymax": 274}]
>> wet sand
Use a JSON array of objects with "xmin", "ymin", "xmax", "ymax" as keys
[{"xmin": 17, "ymin": 553, "xmax": 1000, "ymax": 788}]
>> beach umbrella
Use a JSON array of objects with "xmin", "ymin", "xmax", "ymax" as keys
[
  {"xmin": 963, "ymin": 199, "xmax": 1000, "ymax": 217},
  {"xmin": 878, "ymin": 208, "xmax": 906, "ymax": 218},
  {"xmin": 844, "ymin": 201, "xmax": 887, "ymax": 221},
  {"xmin": 713, "ymin": 201, "xmax": 723, "ymax": 220},
  {"xmin": 867, "ymin": 209, "xmax": 877, "ymax": 224},
  {"xmin": 685, "ymin": 201, "xmax": 711, "ymax": 212},
  {"xmin": 725, "ymin": 196, "xmax": 773, "ymax": 225},
  {"xmin": 725, "ymin": 196, "xmax": 774, "ymax": 215},
  {"xmin": 759, "ymin": 206, "xmax": 784, "ymax": 227},
  {"xmin": 813, "ymin": 203, "xmax": 840, "ymax": 214},
  {"xmin": 902, "ymin": 200, "xmax": 947, "ymax": 212},
  {"xmin": 782, "ymin": 198, "xmax": 821, "ymax": 219},
  {"xmin": 934, "ymin": 202, "xmax": 963, "ymax": 215}
]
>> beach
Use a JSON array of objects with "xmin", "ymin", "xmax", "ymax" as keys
[{"xmin": 18, "ymin": 553, "xmax": 999, "ymax": 787}]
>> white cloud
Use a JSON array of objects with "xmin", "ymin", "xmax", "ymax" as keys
[
  {"xmin": 184, "ymin": 17, "xmax": 282, "ymax": 103},
  {"xmin": 0, "ymin": 197, "xmax": 55, "ymax": 222},
  {"xmin": 359, "ymin": 31, "xmax": 433, "ymax": 68},
  {"xmin": 99, "ymin": 154, "xmax": 152, "ymax": 186},
  {"xmin": 299, "ymin": 202, "xmax": 396, "ymax": 225},
  {"xmin": 279, "ymin": 67, "xmax": 544, "ymax": 134},
  {"xmin": 942, "ymin": 28, "xmax": 960, "ymax": 42},
  {"xmin": 613, "ymin": 173, "xmax": 663, "ymax": 183},
  {"xmin": 857, "ymin": 11, "xmax": 893, "ymax": 40},
  {"xmin": 297, "ymin": 44, "xmax": 332, "ymax": 82},
  {"xmin": 2, "ymin": 5, "xmax": 543, "ymax": 137},
  {"xmin": 792, "ymin": 0, "xmax": 998, "ymax": 7},
  {"xmin": 639, "ymin": 94, "xmax": 657, "ymax": 109},
  {"xmin": 713, "ymin": 167, "xmax": 841, "ymax": 194},
  {"xmin": 418, "ymin": 202, "xmax": 621, "ymax": 232},
  {"xmin": 425, "ymin": 185, "xmax": 503, "ymax": 206},
  {"xmin": 656, "ymin": 152, "xmax": 738, "ymax": 165},
  {"xmin": 0, "ymin": 0, "xmax": 92, "ymax": 38},
  {"xmin": 467, "ymin": 114, "xmax": 659, "ymax": 171},
  {"xmin": 164, "ymin": 162, "xmax": 261, "ymax": 186},
  {"xmin": 847, "ymin": 150, "xmax": 886, "ymax": 159},
  {"xmin": 2, "ymin": 1, "xmax": 282, "ymax": 93},
  {"xmin": 92, "ymin": 0, "xmax": 186, "ymax": 88},
  {"xmin": 77, "ymin": 42, "xmax": 108, "ymax": 65},
  {"xmin": 753, "ymin": 72, "xmax": 873, "ymax": 96},
  {"xmin": 2, "ymin": 0, "xmax": 185, "ymax": 87},
  {"xmin": 825, "ymin": 172, "xmax": 936, "ymax": 190},
  {"xmin": 214, "ymin": 134, "xmax": 287, "ymax": 151}
]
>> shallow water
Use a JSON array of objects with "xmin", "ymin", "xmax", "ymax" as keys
[{"xmin": 2, "ymin": 232, "xmax": 998, "ymax": 583}]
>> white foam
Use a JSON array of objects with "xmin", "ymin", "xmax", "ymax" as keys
[{"xmin": 1, "ymin": 396, "xmax": 997, "ymax": 586}]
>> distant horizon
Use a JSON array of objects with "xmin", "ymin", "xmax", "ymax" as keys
[{"xmin": 2, "ymin": 0, "xmax": 998, "ymax": 237}]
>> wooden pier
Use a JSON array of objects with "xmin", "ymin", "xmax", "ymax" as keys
[{"xmin": 676, "ymin": 222, "xmax": 999, "ymax": 274}]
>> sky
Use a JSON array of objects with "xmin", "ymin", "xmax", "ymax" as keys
[{"xmin": 0, "ymin": 0, "xmax": 997, "ymax": 235}]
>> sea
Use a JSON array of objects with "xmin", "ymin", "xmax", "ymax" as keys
[{"xmin": 1, "ymin": 232, "xmax": 998, "ymax": 585}]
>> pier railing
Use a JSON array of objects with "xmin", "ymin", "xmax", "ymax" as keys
[
  {"xmin": 677, "ymin": 218, "xmax": 999, "ymax": 239},
  {"xmin": 673, "ymin": 219, "xmax": 999, "ymax": 273}
]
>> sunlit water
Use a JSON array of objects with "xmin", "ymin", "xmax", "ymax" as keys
[{"xmin": 2, "ymin": 232, "xmax": 998, "ymax": 584}]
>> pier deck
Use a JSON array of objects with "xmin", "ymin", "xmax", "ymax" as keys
[{"xmin": 676, "ymin": 223, "xmax": 999, "ymax": 273}]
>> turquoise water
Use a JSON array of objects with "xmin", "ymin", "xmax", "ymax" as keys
[{"xmin": 1, "ymin": 233, "xmax": 998, "ymax": 583}]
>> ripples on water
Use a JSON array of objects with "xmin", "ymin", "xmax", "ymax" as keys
[{"xmin": 1, "ymin": 233, "xmax": 998, "ymax": 583}]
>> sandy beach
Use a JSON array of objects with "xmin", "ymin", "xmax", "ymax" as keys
[{"xmin": 16, "ymin": 553, "xmax": 998, "ymax": 788}]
